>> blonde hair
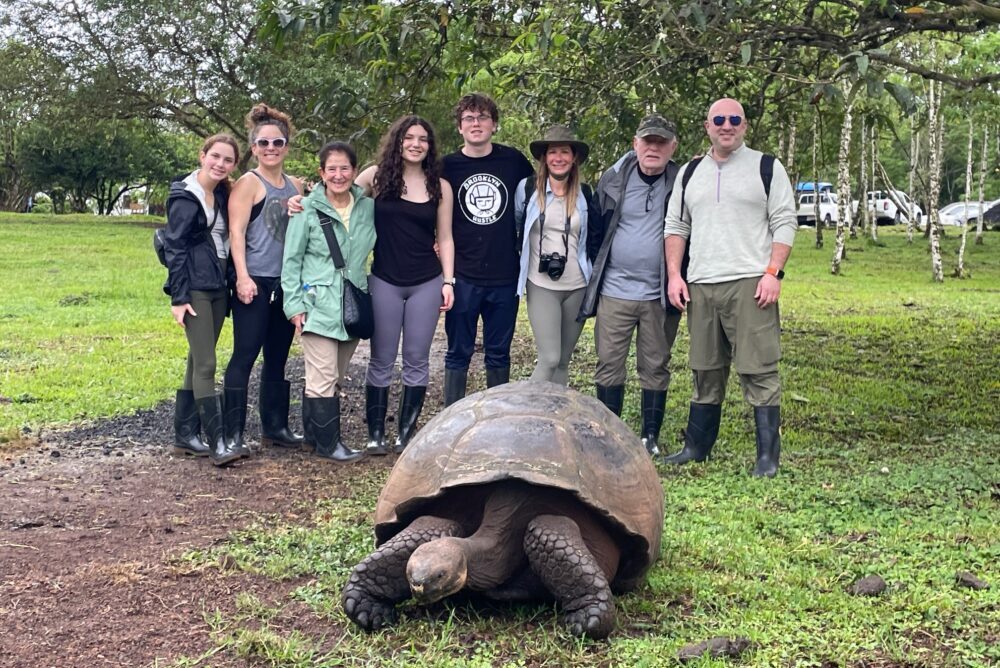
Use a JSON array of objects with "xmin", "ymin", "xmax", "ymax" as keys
[{"xmin": 534, "ymin": 146, "xmax": 581, "ymax": 218}]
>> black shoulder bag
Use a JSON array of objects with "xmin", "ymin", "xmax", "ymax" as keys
[{"xmin": 316, "ymin": 211, "xmax": 374, "ymax": 340}]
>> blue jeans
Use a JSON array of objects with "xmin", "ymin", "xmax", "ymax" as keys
[{"xmin": 444, "ymin": 278, "xmax": 518, "ymax": 371}]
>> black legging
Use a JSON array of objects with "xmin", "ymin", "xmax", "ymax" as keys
[{"xmin": 223, "ymin": 275, "xmax": 295, "ymax": 389}]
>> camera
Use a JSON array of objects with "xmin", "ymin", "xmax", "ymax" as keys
[{"xmin": 538, "ymin": 252, "xmax": 566, "ymax": 280}]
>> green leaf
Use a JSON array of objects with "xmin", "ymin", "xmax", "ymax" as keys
[
  {"xmin": 856, "ymin": 54, "xmax": 869, "ymax": 76},
  {"xmin": 741, "ymin": 42, "xmax": 752, "ymax": 66},
  {"xmin": 885, "ymin": 82, "xmax": 918, "ymax": 116}
]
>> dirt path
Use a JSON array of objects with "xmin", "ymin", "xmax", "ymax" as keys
[{"xmin": 0, "ymin": 325, "xmax": 487, "ymax": 667}]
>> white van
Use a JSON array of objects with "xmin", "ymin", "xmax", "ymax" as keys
[{"xmin": 861, "ymin": 190, "xmax": 923, "ymax": 225}]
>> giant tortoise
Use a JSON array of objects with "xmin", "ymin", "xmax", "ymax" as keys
[{"xmin": 341, "ymin": 381, "xmax": 664, "ymax": 639}]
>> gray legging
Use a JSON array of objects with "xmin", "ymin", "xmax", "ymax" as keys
[
  {"xmin": 182, "ymin": 287, "xmax": 229, "ymax": 399},
  {"xmin": 525, "ymin": 281, "xmax": 586, "ymax": 385},
  {"xmin": 366, "ymin": 274, "xmax": 443, "ymax": 387}
]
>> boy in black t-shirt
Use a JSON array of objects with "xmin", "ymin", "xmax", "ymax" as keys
[{"xmin": 441, "ymin": 93, "xmax": 534, "ymax": 405}]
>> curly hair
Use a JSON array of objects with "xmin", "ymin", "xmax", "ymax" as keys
[
  {"xmin": 372, "ymin": 115, "xmax": 442, "ymax": 203},
  {"xmin": 453, "ymin": 93, "xmax": 499, "ymax": 126},
  {"xmin": 245, "ymin": 103, "xmax": 294, "ymax": 143}
]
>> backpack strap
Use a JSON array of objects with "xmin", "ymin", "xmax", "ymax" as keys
[
  {"xmin": 760, "ymin": 153, "xmax": 775, "ymax": 199},
  {"xmin": 680, "ymin": 156, "xmax": 705, "ymax": 222}
]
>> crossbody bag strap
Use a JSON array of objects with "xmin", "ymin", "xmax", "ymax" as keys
[{"xmin": 316, "ymin": 211, "xmax": 346, "ymax": 270}]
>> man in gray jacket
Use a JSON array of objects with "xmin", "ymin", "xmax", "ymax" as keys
[
  {"xmin": 578, "ymin": 114, "xmax": 682, "ymax": 457},
  {"xmin": 662, "ymin": 97, "xmax": 797, "ymax": 477}
]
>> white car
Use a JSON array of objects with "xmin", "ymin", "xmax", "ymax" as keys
[
  {"xmin": 937, "ymin": 200, "xmax": 998, "ymax": 227},
  {"xmin": 859, "ymin": 190, "xmax": 923, "ymax": 225},
  {"xmin": 797, "ymin": 192, "xmax": 849, "ymax": 227}
]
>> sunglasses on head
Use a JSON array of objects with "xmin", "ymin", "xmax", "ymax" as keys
[
  {"xmin": 255, "ymin": 137, "xmax": 288, "ymax": 148},
  {"xmin": 711, "ymin": 115, "xmax": 743, "ymax": 127}
]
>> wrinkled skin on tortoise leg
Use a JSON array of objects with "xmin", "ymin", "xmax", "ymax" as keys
[
  {"xmin": 523, "ymin": 514, "xmax": 617, "ymax": 639},
  {"xmin": 342, "ymin": 516, "xmax": 463, "ymax": 631}
]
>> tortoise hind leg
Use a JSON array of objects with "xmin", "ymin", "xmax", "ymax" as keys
[
  {"xmin": 523, "ymin": 514, "xmax": 616, "ymax": 639},
  {"xmin": 342, "ymin": 516, "xmax": 463, "ymax": 631}
]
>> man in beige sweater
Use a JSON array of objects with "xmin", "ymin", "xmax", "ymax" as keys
[{"xmin": 662, "ymin": 98, "xmax": 797, "ymax": 477}]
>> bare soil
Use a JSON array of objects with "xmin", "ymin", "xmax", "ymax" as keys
[{"xmin": 0, "ymin": 328, "xmax": 480, "ymax": 668}]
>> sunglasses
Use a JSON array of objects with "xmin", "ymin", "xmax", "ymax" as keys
[
  {"xmin": 711, "ymin": 115, "xmax": 743, "ymax": 127},
  {"xmin": 254, "ymin": 137, "xmax": 288, "ymax": 148}
]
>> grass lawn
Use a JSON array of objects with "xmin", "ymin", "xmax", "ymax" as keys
[{"xmin": 3, "ymin": 214, "xmax": 999, "ymax": 666}]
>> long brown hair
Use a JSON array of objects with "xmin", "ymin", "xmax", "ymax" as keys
[
  {"xmin": 534, "ymin": 145, "xmax": 581, "ymax": 219},
  {"xmin": 245, "ymin": 103, "xmax": 294, "ymax": 143},
  {"xmin": 372, "ymin": 115, "xmax": 442, "ymax": 203},
  {"xmin": 200, "ymin": 133, "xmax": 241, "ymax": 193}
]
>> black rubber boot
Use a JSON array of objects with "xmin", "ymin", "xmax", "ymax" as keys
[
  {"xmin": 595, "ymin": 384, "xmax": 625, "ymax": 417},
  {"xmin": 752, "ymin": 405, "xmax": 781, "ymax": 478},
  {"xmin": 259, "ymin": 380, "xmax": 305, "ymax": 448},
  {"xmin": 365, "ymin": 385, "xmax": 390, "ymax": 456},
  {"xmin": 662, "ymin": 402, "xmax": 722, "ymax": 465},
  {"xmin": 303, "ymin": 395, "xmax": 363, "ymax": 463},
  {"xmin": 443, "ymin": 368, "xmax": 468, "ymax": 407},
  {"xmin": 173, "ymin": 390, "xmax": 210, "ymax": 457},
  {"xmin": 485, "ymin": 366, "xmax": 510, "ymax": 389},
  {"xmin": 196, "ymin": 394, "xmax": 247, "ymax": 467},
  {"xmin": 640, "ymin": 389, "xmax": 667, "ymax": 457},
  {"xmin": 394, "ymin": 385, "xmax": 427, "ymax": 453},
  {"xmin": 222, "ymin": 386, "xmax": 250, "ymax": 454}
]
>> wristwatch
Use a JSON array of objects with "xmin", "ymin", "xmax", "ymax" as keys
[
  {"xmin": 765, "ymin": 265, "xmax": 785, "ymax": 280},
  {"xmin": 443, "ymin": 277, "xmax": 456, "ymax": 286}
]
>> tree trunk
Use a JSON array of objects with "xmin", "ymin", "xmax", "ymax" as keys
[
  {"xmin": 954, "ymin": 121, "xmax": 973, "ymax": 277},
  {"xmin": 831, "ymin": 98, "xmax": 853, "ymax": 275},
  {"xmin": 927, "ymin": 80, "xmax": 944, "ymax": 282},
  {"xmin": 859, "ymin": 117, "xmax": 869, "ymax": 234},
  {"xmin": 975, "ymin": 126, "xmax": 988, "ymax": 245},
  {"xmin": 869, "ymin": 127, "xmax": 879, "ymax": 241},
  {"xmin": 813, "ymin": 108, "xmax": 823, "ymax": 249},
  {"xmin": 906, "ymin": 118, "xmax": 918, "ymax": 243}
]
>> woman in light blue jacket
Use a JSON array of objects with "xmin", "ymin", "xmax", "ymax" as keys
[
  {"xmin": 513, "ymin": 125, "xmax": 596, "ymax": 385},
  {"xmin": 282, "ymin": 141, "xmax": 376, "ymax": 463}
]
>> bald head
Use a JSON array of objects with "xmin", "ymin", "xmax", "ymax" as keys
[{"xmin": 704, "ymin": 98, "xmax": 748, "ymax": 161}]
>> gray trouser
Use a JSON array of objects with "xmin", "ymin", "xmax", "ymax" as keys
[
  {"xmin": 366, "ymin": 274, "xmax": 442, "ymax": 387},
  {"xmin": 594, "ymin": 295, "xmax": 680, "ymax": 390},
  {"xmin": 182, "ymin": 287, "xmax": 228, "ymax": 399},
  {"xmin": 526, "ymin": 282, "xmax": 586, "ymax": 385}
]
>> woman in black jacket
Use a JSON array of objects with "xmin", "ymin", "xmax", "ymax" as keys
[{"xmin": 162, "ymin": 133, "xmax": 248, "ymax": 466}]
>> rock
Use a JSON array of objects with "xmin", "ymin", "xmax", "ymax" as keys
[
  {"xmin": 955, "ymin": 571, "xmax": 989, "ymax": 590},
  {"xmin": 677, "ymin": 637, "xmax": 752, "ymax": 663},
  {"xmin": 848, "ymin": 575, "xmax": 886, "ymax": 596},
  {"xmin": 50, "ymin": 450, "xmax": 60, "ymax": 458}
]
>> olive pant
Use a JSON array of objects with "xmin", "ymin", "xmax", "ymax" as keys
[
  {"xmin": 182, "ymin": 287, "xmax": 229, "ymax": 399},
  {"xmin": 687, "ymin": 277, "xmax": 781, "ymax": 407},
  {"xmin": 594, "ymin": 295, "xmax": 681, "ymax": 391},
  {"xmin": 526, "ymin": 281, "xmax": 586, "ymax": 385}
]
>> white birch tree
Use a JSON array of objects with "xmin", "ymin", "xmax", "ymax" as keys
[
  {"xmin": 858, "ymin": 117, "xmax": 870, "ymax": 235},
  {"xmin": 975, "ymin": 126, "xmax": 989, "ymax": 245},
  {"xmin": 954, "ymin": 121, "xmax": 973, "ymax": 277},
  {"xmin": 906, "ymin": 118, "xmax": 919, "ymax": 244},
  {"xmin": 831, "ymin": 97, "xmax": 853, "ymax": 275},
  {"xmin": 927, "ymin": 80, "xmax": 944, "ymax": 282},
  {"xmin": 870, "ymin": 125, "xmax": 879, "ymax": 242},
  {"xmin": 813, "ymin": 108, "xmax": 823, "ymax": 249}
]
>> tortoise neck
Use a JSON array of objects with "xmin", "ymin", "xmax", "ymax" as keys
[{"xmin": 464, "ymin": 487, "xmax": 535, "ymax": 590}]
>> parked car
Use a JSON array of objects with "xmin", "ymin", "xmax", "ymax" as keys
[
  {"xmin": 855, "ymin": 190, "xmax": 923, "ymax": 226},
  {"xmin": 937, "ymin": 200, "xmax": 998, "ymax": 227},
  {"xmin": 796, "ymin": 181, "xmax": 833, "ymax": 194},
  {"xmin": 797, "ymin": 192, "xmax": 849, "ymax": 227}
]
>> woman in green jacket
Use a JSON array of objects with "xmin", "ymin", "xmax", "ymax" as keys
[{"xmin": 281, "ymin": 141, "xmax": 376, "ymax": 462}]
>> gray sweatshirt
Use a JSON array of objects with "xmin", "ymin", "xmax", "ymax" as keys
[{"xmin": 663, "ymin": 144, "xmax": 797, "ymax": 284}]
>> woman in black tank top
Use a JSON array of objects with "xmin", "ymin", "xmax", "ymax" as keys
[{"xmin": 354, "ymin": 116, "xmax": 455, "ymax": 455}]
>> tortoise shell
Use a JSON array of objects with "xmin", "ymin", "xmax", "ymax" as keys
[{"xmin": 373, "ymin": 381, "xmax": 664, "ymax": 591}]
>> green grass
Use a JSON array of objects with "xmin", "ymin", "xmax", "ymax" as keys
[
  {"xmin": 4, "ymin": 213, "xmax": 999, "ymax": 666},
  {"xmin": 0, "ymin": 213, "xmax": 232, "ymax": 434}
]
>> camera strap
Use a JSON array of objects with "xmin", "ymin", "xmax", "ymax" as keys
[{"xmin": 537, "ymin": 191, "xmax": 571, "ymax": 264}]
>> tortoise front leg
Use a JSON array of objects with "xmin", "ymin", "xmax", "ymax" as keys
[
  {"xmin": 523, "ymin": 514, "xmax": 616, "ymax": 639},
  {"xmin": 342, "ymin": 516, "xmax": 463, "ymax": 631}
]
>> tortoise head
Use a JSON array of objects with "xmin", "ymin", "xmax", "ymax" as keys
[{"xmin": 406, "ymin": 537, "xmax": 468, "ymax": 604}]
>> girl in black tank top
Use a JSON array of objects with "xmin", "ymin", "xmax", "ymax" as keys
[{"xmin": 354, "ymin": 116, "xmax": 456, "ymax": 456}]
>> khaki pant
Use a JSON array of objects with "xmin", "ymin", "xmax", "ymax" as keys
[
  {"xmin": 687, "ymin": 277, "xmax": 781, "ymax": 406},
  {"xmin": 301, "ymin": 333, "xmax": 360, "ymax": 398},
  {"xmin": 594, "ymin": 296, "xmax": 680, "ymax": 390}
]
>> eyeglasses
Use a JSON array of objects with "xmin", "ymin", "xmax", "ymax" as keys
[
  {"xmin": 460, "ymin": 114, "xmax": 492, "ymax": 126},
  {"xmin": 254, "ymin": 137, "xmax": 288, "ymax": 148},
  {"xmin": 711, "ymin": 115, "xmax": 743, "ymax": 127},
  {"xmin": 645, "ymin": 184, "xmax": 656, "ymax": 213}
]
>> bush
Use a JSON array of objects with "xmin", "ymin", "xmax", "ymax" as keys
[{"xmin": 30, "ymin": 193, "xmax": 53, "ymax": 214}]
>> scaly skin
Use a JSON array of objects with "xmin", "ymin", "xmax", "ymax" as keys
[
  {"xmin": 523, "ymin": 514, "xmax": 616, "ymax": 639},
  {"xmin": 342, "ymin": 516, "xmax": 463, "ymax": 631}
]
